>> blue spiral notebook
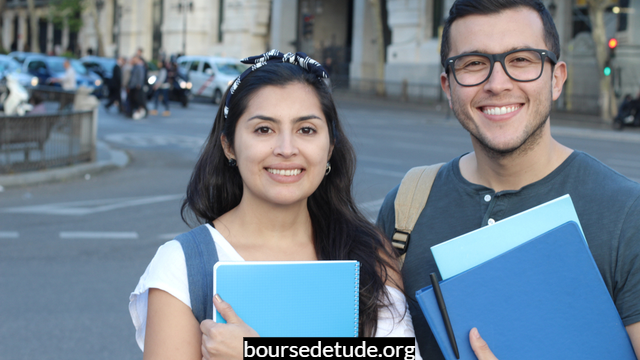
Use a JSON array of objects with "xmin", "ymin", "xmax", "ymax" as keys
[
  {"xmin": 214, "ymin": 261, "xmax": 360, "ymax": 337},
  {"xmin": 416, "ymin": 222, "xmax": 636, "ymax": 360}
]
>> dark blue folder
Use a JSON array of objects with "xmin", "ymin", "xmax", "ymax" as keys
[{"xmin": 416, "ymin": 221, "xmax": 636, "ymax": 360}]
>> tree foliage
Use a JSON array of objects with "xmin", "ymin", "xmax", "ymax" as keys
[{"xmin": 49, "ymin": 0, "xmax": 85, "ymax": 33}]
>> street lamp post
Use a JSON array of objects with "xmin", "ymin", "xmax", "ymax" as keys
[
  {"xmin": 96, "ymin": 0, "xmax": 104, "ymax": 56},
  {"xmin": 178, "ymin": 0, "xmax": 193, "ymax": 55},
  {"xmin": 114, "ymin": 5, "xmax": 122, "ymax": 58}
]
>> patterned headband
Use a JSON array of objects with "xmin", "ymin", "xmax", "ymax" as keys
[{"xmin": 224, "ymin": 49, "xmax": 329, "ymax": 119}]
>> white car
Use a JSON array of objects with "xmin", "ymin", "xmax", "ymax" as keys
[{"xmin": 176, "ymin": 56, "xmax": 246, "ymax": 104}]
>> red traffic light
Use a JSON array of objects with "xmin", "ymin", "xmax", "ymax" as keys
[{"xmin": 609, "ymin": 38, "xmax": 618, "ymax": 49}]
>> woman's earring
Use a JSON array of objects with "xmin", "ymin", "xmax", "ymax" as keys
[
  {"xmin": 325, "ymin": 162, "xmax": 331, "ymax": 176},
  {"xmin": 228, "ymin": 158, "xmax": 237, "ymax": 167}
]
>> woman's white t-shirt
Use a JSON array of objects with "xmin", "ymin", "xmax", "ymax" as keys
[{"xmin": 129, "ymin": 224, "xmax": 420, "ymax": 355}]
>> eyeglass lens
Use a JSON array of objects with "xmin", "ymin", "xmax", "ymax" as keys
[{"xmin": 452, "ymin": 50, "xmax": 544, "ymax": 86}]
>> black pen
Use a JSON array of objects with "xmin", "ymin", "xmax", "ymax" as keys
[{"xmin": 430, "ymin": 272, "xmax": 459, "ymax": 359}]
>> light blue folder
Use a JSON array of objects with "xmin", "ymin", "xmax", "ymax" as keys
[
  {"xmin": 417, "ymin": 222, "xmax": 636, "ymax": 360},
  {"xmin": 213, "ymin": 261, "xmax": 360, "ymax": 337},
  {"xmin": 432, "ymin": 194, "xmax": 583, "ymax": 280}
]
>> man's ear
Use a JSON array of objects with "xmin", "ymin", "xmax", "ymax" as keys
[
  {"xmin": 441, "ymin": 71, "xmax": 453, "ymax": 109},
  {"xmin": 551, "ymin": 61, "xmax": 567, "ymax": 101},
  {"xmin": 221, "ymin": 134, "xmax": 235, "ymax": 160}
]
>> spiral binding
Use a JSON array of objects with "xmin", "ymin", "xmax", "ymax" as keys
[{"xmin": 354, "ymin": 261, "xmax": 361, "ymax": 337}]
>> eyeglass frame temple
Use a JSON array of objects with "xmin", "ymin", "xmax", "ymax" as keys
[{"xmin": 445, "ymin": 48, "xmax": 558, "ymax": 87}]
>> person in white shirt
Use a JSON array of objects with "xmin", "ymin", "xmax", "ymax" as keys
[
  {"xmin": 129, "ymin": 50, "xmax": 423, "ymax": 360},
  {"xmin": 60, "ymin": 59, "xmax": 76, "ymax": 91}
]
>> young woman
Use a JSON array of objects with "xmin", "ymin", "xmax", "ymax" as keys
[{"xmin": 129, "ymin": 50, "xmax": 419, "ymax": 359}]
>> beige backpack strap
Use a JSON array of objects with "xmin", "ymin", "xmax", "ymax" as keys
[{"xmin": 393, "ymin": 163, "xmax": 444, "ymax": 265}]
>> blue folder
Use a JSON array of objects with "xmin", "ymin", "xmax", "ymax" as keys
[
  {"xmin": 431, "ymin": 194, "xmax": 583, "ymax": 280},
  {"xmin": 214, "ymin": 261, "xmax": 360, "ymax": 337},
  {"xmin": 416, "ymin": 222, "xmax": 636, "ymax": 360}
]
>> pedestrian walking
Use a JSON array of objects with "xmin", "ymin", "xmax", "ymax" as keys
[
  {"xmin": 121, "ymin": 57, "xmax": 133, "ymax": 115},
  {"xmin": 105, "ymin": 57, "xmax": 123, "ymax": 112},
  {"xmin": 128, "ymin": 56, "xmax": 146, "ymax": 120},
  {"xmin": 149, "ymin": 60, "xmax": 170, "ymax": 116}
]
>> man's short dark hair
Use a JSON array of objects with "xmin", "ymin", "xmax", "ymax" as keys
[{"xmin": 440, "ymin": 0, "xmax": 560, "ymax": 68}]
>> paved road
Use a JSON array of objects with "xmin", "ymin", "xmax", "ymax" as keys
[{"xmin": 1, "ymin": 96, "xmax": 640, "ymax": 359}]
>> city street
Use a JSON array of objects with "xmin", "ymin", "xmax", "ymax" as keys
[{"xmin": 2, "ymin": 95, "xmax": 640, "ymax": 359}]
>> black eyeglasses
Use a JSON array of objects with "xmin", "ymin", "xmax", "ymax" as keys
[{"xmin": 445, "ymin": 48, "xmax": 558, "ymax": 87}]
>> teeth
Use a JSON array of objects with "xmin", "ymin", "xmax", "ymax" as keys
[
  {"xmin": 483, "ymin": 106, "xmax": 519, "ymax": 115},
  {"xmin": 267, "ymin": 168, "xmax": 302, "ymax": 176}
]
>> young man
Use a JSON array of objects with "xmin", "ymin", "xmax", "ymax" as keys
[{"xmin": 376, "ymin": 1, "xmax": 640, "ymax": 359}]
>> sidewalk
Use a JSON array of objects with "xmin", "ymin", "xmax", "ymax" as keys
[{"xmin": 0, "ymin": 140, "xmax": 129, "ymax": 189}]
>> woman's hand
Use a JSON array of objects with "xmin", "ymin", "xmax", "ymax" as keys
[
  {"xmin": 200, "ymin": 294, "xmax": 259, "ymax": 360},
  {"xmin": 470, "ymin": 328, "xmax": 499, "ymax": 360}
]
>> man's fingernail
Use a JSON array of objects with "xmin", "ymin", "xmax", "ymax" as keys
[
  {"xmin": 471, "ymin": 328, "xmax": 480, "ymax": 339},
  {"xmin": 214, "ymin": 294, "xmax": 222, "ymax": 303}
]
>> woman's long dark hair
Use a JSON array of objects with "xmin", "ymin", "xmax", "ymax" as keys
[{"xmin": 181, "ymin": 63, "xmax": 400, "ymax": 336}]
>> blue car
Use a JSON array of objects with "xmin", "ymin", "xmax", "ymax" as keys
[{"xmin": 22, "ymin": 55, "xmax": 104, "ymax": 96}]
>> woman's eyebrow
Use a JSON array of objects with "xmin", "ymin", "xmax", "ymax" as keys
[
  {"xmin": 247, "ymin": 115, "xmax": 277, "ymax": 123},
  {"xmin": 295, "ymin": 115, "xmax": 323, "ymax": 122},
  {"xmin": 247, "ymin": 115, "xmax": 322, "ymax": 123}
]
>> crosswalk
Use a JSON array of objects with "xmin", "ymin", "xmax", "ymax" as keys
[{"xmin": 104, "ymin": 133, "xmax": 206, "ymax": 151}]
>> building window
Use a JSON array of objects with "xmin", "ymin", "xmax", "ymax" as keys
[{"xmin": 432, "ymin": 0, "xmax": 444, "ymax": 38}]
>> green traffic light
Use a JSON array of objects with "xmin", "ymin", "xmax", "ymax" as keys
[{"xmin": 604, "ymin": 67, "xmax": 612, "ymax": 76}]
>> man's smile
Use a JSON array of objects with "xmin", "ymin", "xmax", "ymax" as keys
[{"xmin": 480, "ymin": 104, "xmax": 522, "ymax": 116}]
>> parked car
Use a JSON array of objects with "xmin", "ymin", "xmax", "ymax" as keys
[
  {"xmin": 22, "ymin": 55, "xmax": 104, "ymax": 96},
  {"xmin": 176, "ymin": 55, "xmax": 245, "ymax": 104},
  {"xmin": 0, "ymin": 55, "xmax": 38, "ymax": 88},
  {"xmin": 80, "ymin": 55, "xmax": 117, "ymax": 97},
  {"xmin": 7, "ymin": 51, "xmax": 41, "ymax": 64}
]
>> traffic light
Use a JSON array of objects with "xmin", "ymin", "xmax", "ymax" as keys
[
  {"xmin": 604, "ymin": 65, "xmax": 612, "ymax": 76},
  {"xmin": 609, "ymin": 37, "xmax": 618, "ymax": 59}
]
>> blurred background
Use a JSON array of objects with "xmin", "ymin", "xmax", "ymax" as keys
[
  {"xmin": 0, "ymin": 0, "xmax": 638, "ymax": 119},
  {"xmin": 2, "ymin": 1, "xmax": 640, "ymax": 359}
]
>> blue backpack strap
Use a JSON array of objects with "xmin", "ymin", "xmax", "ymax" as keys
[{"xmin": 176, "ymin": 224, "xmax": 219, "ymax": 323}]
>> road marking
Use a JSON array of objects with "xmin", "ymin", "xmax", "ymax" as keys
[
  {"xmin": 1, "ymin": 194, "xmax": 183, "ymax": 216},
  {"xmin": 0, "ymin": 231, "xmax": 19, "ymax": 238},
  {"xmin": 361, "ymin": 167, "xmax": 405, "ymax": 178},
  {"xmin": 104, "ymin": 133, "xmax": 206, "ymax": 151},
  {"xmin": 158, "ymin": 233, "xmax": 182, "ymax": 240},
  {"xmin": 59, "ymin": 232, "xmax": 139, "ymax": 239}
]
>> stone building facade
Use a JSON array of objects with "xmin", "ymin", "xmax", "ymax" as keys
[{"xmin": 2, "ymin": 0, "xmax": 639, "ymax": 111}]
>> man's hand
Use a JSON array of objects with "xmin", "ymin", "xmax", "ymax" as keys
[
  {"xmin": 200, "ymin": 294, "xmax": 259, "ymax": 360},
  {"xmin": 470, "ymin": 328, "xmax": 499, "ymax": 360}
]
